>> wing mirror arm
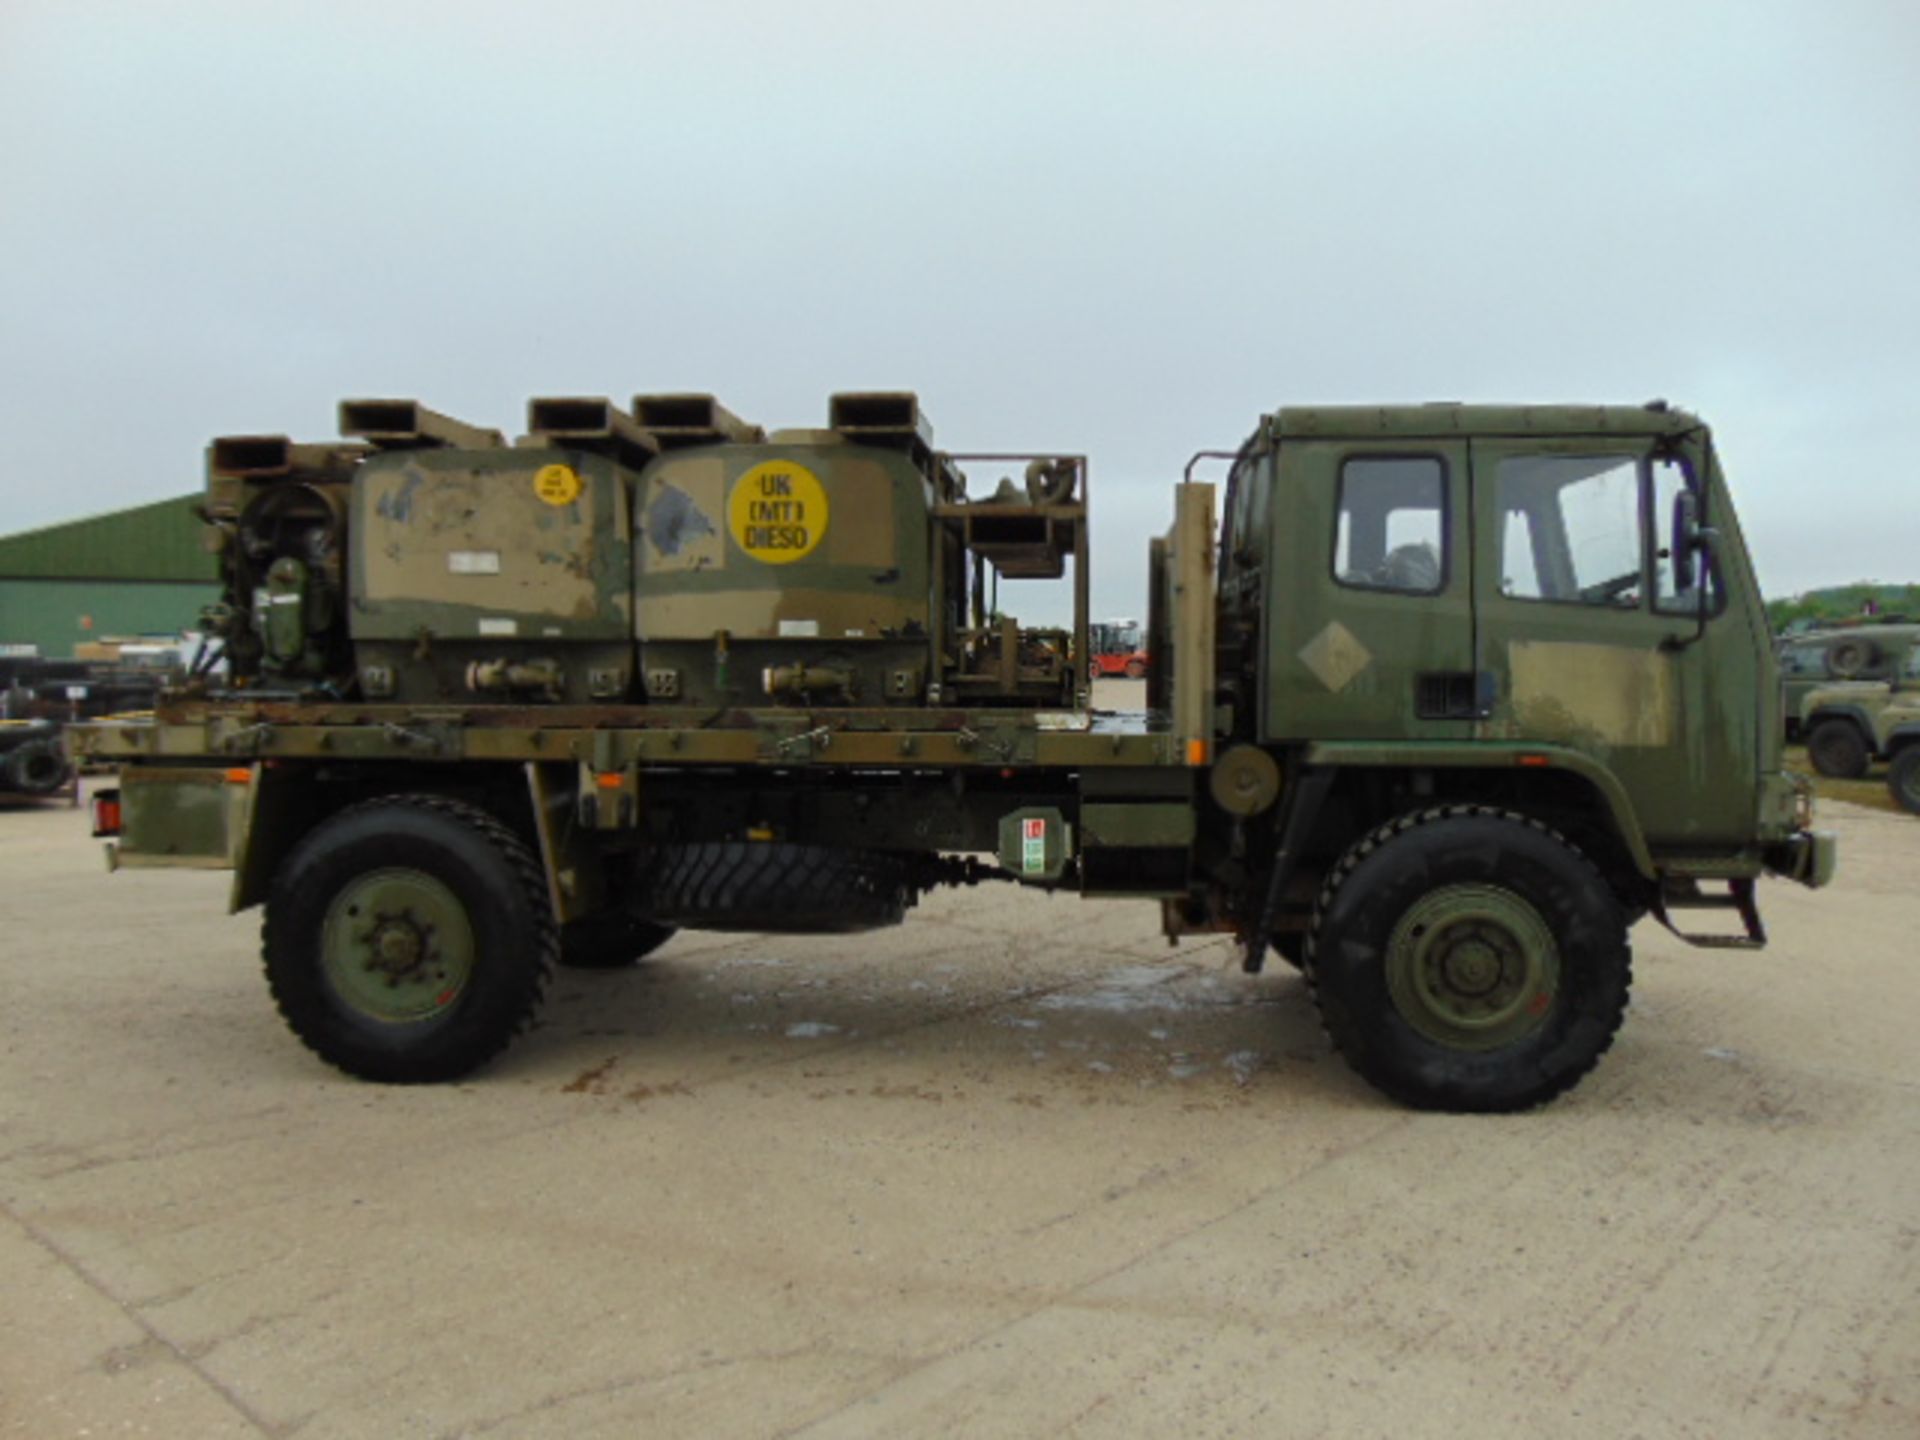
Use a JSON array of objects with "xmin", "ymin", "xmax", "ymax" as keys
[{"xmin": 1662, "ymin": 485, "xmax": 1716, "ymax": 653}]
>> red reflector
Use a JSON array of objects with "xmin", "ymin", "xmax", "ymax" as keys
[
  {"xmin": 92, "ymin": 794, "xmax": 122, "ymax": 837},
  {"xmin": 596, "ymin": 772, "xmax": 624, "ymax": 789},
  {"xmin": 224, "ymin": 767, "xmax": 253, "ymax": 784},
  {"xmin": 1516, "ymin": 754, "xmax": 1551, "ymax": 769}
]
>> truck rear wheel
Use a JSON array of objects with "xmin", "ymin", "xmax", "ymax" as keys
[
  {"xmin": 1889, "ymin": 748, "xmax": 1920, "ymax": 816},
  {"xmin": 1305, "ymin": 807, "xmax": 1631, "ymax": 1112},
  {"xmin": 263, "ymin": 795, "xmax": 557, "ymax": 1083},
  {"xmin": 1807, "ymin": 718, "xmax": 1870, "ymax": 779}
]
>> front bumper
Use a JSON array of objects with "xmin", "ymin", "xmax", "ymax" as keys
[{"xmin": 1765, "ymin": 829, "xmax": 1838, "ymax": 889}]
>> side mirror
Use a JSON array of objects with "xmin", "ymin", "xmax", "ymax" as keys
[{"xmin": 1671, "ymin": 487, "xmax": 1702, "ymax": 591}]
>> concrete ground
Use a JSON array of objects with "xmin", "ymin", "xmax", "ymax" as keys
[{"xmin": 2, "ymin": 764, "xmax": 1915, "ymax": 1437}]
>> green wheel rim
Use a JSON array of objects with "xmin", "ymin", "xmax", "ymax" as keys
[
  {"xmin": 1385, "ymin": 883, "xmax": 1560, "ymax": 1051},
  {"xmin": 321, "ymin": 868, "xmax": 476, "ymax": 1024}
]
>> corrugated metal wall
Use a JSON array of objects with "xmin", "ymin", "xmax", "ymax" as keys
[
  {"xmin": 0, "ymin": 579, "xmax": 219, "ymax": 656},
  {"xmin": 0, "ymin": 494, "xmax": 219, "ymax": 655},
  {"xmin": 0, "ymin": 494, "xmax": 213, "ymax": 581}
]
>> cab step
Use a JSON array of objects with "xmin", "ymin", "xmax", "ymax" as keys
[{"xmin": 1651, "ymin": 876, "xmax": 1767, "ymax": 950}]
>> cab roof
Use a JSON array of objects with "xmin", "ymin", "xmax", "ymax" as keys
[{"xmin": 1265, "ymin": 401, "xmax": 1704, "ymax": 441}]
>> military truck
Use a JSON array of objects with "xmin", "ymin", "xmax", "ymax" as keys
[
  {"xmin": 74, "ymin": 394, "xmax": 1833, "ymax": 1112},
  {"xmin": 1777, "ymin": 622, "xmax": 1920, "ymax": 740},
  {"xmin": 1799, "ymin": 640, "xmax": 1920, "ymax": 808}
]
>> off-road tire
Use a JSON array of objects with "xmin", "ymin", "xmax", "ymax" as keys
[
  {"xmin": 1826, "ymin": 638, "xmax": 1878, "ymax": 679},
  {"xmin": 1123, "ymin": 658, "xmax": 1147, "ymax": 680},
  {"xmin": 1888, "ymin": 748, "xmax": 1920, "ymax": 817},
  {"xmin": 1088, "ymin": 660, "xmax": 1103, "ymax": 684},
  {"xmin": 263, "ymin": 795, "xmax": 557, "ymax": 1083},
  {"xmin": 1807, "ymin": 718, "xmax": 1871, "ymax": 779},
  {"xmin": 4, "ymin": 739, "xmax": 69, "ymax": 795},
  {"xmin": 559, "ymin": 911, "xmax": 678, "ymax": 969},
  {"xmin": 643, "ymin": 842, "xmax": 910, "ymax": 933},
  {"xmin": 1305, "ymin": 806, "xmax": 1632, "ymax": 1113}
]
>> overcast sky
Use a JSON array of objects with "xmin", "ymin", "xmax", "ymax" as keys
[{"xmin": 1, "ymin": 0, "xmax": 1914, "ymax": 617}]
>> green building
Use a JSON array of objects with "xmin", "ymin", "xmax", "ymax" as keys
[{"xmin": 0, "ymin": 495, "xmax": 217, "ymax": 657}]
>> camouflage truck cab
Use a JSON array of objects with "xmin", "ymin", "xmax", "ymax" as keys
[
  {"xmin": 80, "ymin": 393, "xmax": 1832, "ymax": 1113},
  {"xmin": 1197, "ymin": 401, "xmax": 1828, "ymax": 1082}
]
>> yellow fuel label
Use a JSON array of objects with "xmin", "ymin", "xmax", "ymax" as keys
[
  {"xmin": 729, "ymin": 460, "xmax": 828, "ymax": 564},
  {"xmin": 533, "ymin": 464, "xmax": 584, "ymax": 506}
]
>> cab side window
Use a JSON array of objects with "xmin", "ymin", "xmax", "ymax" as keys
[
  {"xmin": 1497, "ymin": 455, "xmax": 1642, "ymax": 607},
  {"xmin": 1224, "ymin": 451, "xmax": 1272, "ymax": 570},
  {"xmin": 1334, "ymin": 457, "xmax": 1446, "ymax": 595}
]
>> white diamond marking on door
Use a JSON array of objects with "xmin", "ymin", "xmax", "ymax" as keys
[{"xmin": 1299, "ymin": 621, "xmax": 1372, "ymax": 693}]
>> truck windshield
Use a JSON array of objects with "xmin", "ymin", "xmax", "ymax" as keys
[{"xmin": 1779, "ymin": 642, "xmax": 1826, "ymax": 677}]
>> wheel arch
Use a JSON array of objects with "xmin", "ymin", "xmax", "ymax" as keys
[
  {"xmin": 231, "ymin": 761, "xmax": 549, "ymax": 914},
  {"xmin": 1806, "ymin": 705, "xmax": 1881, "ymax": 755},
  {"xmin": 1302, "ymin": 741, "xmax": 1656, "ymax": 885},
  {"xmin": 1883, "ymin": 723, "xmax": 1920, "ymax": 758}
]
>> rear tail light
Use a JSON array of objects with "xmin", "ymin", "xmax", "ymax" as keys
[{"xmin": 92, "ymin": 788, "xmax": 122, "ymax": 838}]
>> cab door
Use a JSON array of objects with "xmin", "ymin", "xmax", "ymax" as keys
[
  {"xmin": 1263, "ymin": 438, "xmax": 1476, "ymax": 742},
  {"xmin": 1468, "ymin": 436, "xmax": 1753, "ymax": 845}
]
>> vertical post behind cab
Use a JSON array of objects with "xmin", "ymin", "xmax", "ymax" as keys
[{"xmin": 1169, "ymin": 484, "xmax": 1217, "ymax": 765}]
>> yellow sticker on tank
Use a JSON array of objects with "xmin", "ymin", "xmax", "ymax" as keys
[
  {"xmin": 729, "ymin": 460, "xmax": 828, "ymax": 564},
  {"xmin": 533, "ymin": 463, "xmax": 584, "ymax": 507}
]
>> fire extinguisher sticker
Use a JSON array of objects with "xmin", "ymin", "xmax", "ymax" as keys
[{"xmin": 1022, "ymin": 817, "xmax": 1046, "ymax": 874}]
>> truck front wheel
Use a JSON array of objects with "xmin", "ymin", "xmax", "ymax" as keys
[
  {"xmin": 263, "ymin": 795, "xmax": 557, "ymax": 1083},
  {"xmin": 1306, "ymin": 807, "xmax": 1631, "ymax": 1112}
]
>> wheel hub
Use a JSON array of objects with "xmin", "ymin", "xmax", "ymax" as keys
[
  {"xmin": 1386, "ymin": 884, "xmax": 1560, "ymax": 1051},
  {"xmin": 321, "ymin": 868, "xmax": 475, "ymax": 1023},
  {"xmin": 1440, "ymin": 934, "xmax": 1504, "ymax": 996},
  {"xmin": 368, "ymin": 917, "xmax": 430, "ymax": 979}
]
